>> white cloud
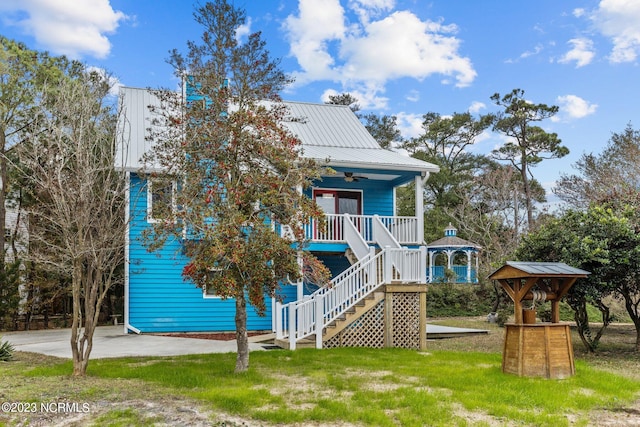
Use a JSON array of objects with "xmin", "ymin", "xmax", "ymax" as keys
[
  {"xmin": 468, "ymin": 101, "xmax": 485, "ymax": 114},
  {"xmin": 348, "ymin": 0, "xmax": 395, "ymax": 24},
  {"xmin": 0, "ymin": 0, "xmax": 127, "ymax": 59},
  {"xmin": 284, "ymin": 0, "xmax": 476, "ymax": 107},
  {"xmin": 86, "ymin": 66, "xmax": 122, "ymax": 97},
  {"xmin": 573, "ymin": 8, "xmax": 586, "ymax": 18},
  {"xmin": 340, "ymin": 11, "xmax": 476, "ymax": 87},
  {"xmin": 235, "ymin": 17, "xmax": 252, "ymax": 42},
  {"xmin": 520, "ymin": 43, "xmax": 544, "ymax": 59},
  {"xmin": 283, "ymin": 0, "xmax": 346, "ymax": 83},
  {"xmin": 321, "ymin": 84, "xmax": 389, "ymax": 110},
  {"xmin": 554, "ymin": 95, "xmax": 597, "ymax": 121},
  {"xmin": 505, "ymin": 43, "xmax": 543, "ymax": 64},
  {"xmin": 558, "ymin": 38, "xmax": 595, "ymax": 67},
  {"xmin": 396, "ymin": 112, "xmax": 424, "ymax": 139},
  {"xmin": 590, "ymin": 0, "xmax": 640, "ymax": 63},
  {"xmin": 406, "ymin": 90, "xmax": 420, "ymax": 102}
]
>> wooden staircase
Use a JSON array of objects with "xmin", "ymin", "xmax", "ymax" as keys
[
  {"xmin": 273, "ymin": 214, "xmax": 428, "ymax": 350},
  {"xmin": 274, "ymin": 287, "xmax": 385, "ymax": 349}
]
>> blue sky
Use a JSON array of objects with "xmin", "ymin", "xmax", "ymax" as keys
[{"xmin": 1, "ymin": 0, "xmax": 639, "ymax": 207}]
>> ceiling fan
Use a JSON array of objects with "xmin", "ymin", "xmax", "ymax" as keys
[{"xmin": 344, "ymin": 172, "xmax": 368, "ymax": 182}]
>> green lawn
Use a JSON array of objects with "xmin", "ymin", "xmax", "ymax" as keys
[{"xmin": 6, "ymin": 346, "xmax": 638, "ymax": 426}]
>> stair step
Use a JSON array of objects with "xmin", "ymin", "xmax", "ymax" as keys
[{"xmin": 273, "ymin": 338, "xmax": 316, "ymax": 350}]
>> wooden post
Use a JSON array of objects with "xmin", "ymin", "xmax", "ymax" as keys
[
  {"xmin": 384, "ymin": 290, "xmax": 393, "ymax": 347},
  {"xmin": 419, "ymin": 289, "xmax": 427, "ymax": 350}
]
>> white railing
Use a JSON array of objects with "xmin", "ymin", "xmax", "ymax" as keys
[
  {"xmin": 343, "ymin": 213, "xmax": 370, "ymax": 261},
  {"xmin": 301, "ymin": 214, "xmax": 420, "ymax": 244},
  {"xmin": 275, "ymin": 246, "xmax": 426, "ymax": 349}
]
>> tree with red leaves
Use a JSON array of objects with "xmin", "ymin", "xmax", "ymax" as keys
[{"xmin": 143, "ymin": 0, "xmax": 329, "ymax": 372}]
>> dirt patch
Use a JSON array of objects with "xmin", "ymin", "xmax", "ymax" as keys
[{"xmin": 589, "ymin": 398, "xmax": 640, "ymax": 426}]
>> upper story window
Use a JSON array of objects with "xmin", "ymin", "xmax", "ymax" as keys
[{"xmin": 147, "ymin": 178, "xmax": 176, "ymax": 223}]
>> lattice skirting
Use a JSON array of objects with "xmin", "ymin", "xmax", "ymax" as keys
[
  {"xmin": 391, "ymin": 292, "xmax": 421, "ymax": 349},
  {"xmin": 324, "ymin": 286, "xmax": 426, "ymax": 349},
  {"xmin": 324, "ymin": 300, "xmax": 385, "ymax": 348}
]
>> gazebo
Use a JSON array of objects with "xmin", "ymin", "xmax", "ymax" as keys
[{"xmin": 427, "ymin": 223, "xmax": 481, "ymax": 283}]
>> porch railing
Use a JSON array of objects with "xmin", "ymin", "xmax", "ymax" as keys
[
  {"xmin": 302, "ymin": 214, "xmax": 420, "ymax": 245},
  {"xmin": 275, "ymin": 246, "xmax": 427, "ymax": 349}
]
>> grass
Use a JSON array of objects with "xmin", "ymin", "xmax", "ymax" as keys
[{"xmin": 2, "ymin": 319, "xmax": 640, "ymax": 426}]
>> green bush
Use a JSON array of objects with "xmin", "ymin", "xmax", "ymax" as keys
[
  {"xmin": 427, "ymin": 282, "xmax": 494, "ymax": 317},
  {"xmin": 0, "ymin": 339, "xmax": 14, "ymax": 361}
]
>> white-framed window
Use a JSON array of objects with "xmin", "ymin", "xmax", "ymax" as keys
[
  {"xmin": 147, "ymin": 178, "xmax": 176, "ymax": 223},
  {"xmin": 202, "ymin": 283, "xmax": 222, "ymax": 299}
]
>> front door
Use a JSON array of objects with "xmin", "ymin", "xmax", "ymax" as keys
[{"xmin": 313, "ymin": 189, "xmax": 362, "ymax": 240}]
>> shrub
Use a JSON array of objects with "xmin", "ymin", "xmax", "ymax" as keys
[
  {"xmin": 0, "ymin": 339, "xmax": 14, "ymax": 361},
  {"xmin": 427, "ymin": 282, "xmax": 494, "ymax": 317}
]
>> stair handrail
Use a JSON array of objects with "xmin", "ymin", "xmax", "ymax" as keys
[
  {"xmin": 343, "ymin": 213, "xmax": 370, "ymax": 261},
  {"xmin": 275, "ymin": 246, "xmax": 427, "ymax": 349},
  {"xmin": 276, "ymin": 248, "xmax": 380, "ymax": 348},
  {"xmin": 373, "ymin": 214, "xmax": 401, "ymax": 249},
  {"xmin": 274, "ymin": 249, "xmax": 372, "ymax": 342}
]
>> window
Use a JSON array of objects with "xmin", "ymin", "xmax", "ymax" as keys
[
  {"xmin": 202, "ymin": 267, "xmax": 224, "ymax": 299},
  {"xmin": 202, "ymin": 284, "xmax": 222, "ymax": 299},
  {"xmin": 147, "ymin": 178, "xmax": 176, "ymax": 223}
]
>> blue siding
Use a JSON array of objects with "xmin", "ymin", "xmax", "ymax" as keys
[
  {"xmin": 128, "ymin": 167, "xmax": 420, "ymax": 332},
  {"xmin": 127, "ymin": 175, "xmax": 274, "ymax": 333},
  {"xmin": 310, "ymin": 174, "xmax": 396, "ymax": 218}
]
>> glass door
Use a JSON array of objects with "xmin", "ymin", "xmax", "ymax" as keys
[{"xmin": 313, "ymin": 190, "xmax": 362, "ymax": 240}]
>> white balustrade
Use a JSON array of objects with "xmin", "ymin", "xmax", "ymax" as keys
[
  {"xmin": 300, "ymin": 214, "xmax": 420, "ymax": 244},
  {"xmin": 275, "ymin": 246, "xmax": 427, "ymax": 348}
]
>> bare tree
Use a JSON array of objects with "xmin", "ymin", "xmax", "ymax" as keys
[
  {"xmin": 555, "ymin": 125, "xmax": 640, "ymax": 208},
  {"xmin": 17, "ymin": 69, "xmax": 126, "ymax": 376}
]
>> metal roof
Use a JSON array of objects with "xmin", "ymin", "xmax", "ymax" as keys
[
  {"xmin": 116, "ymin": 89, "xmax": 440, "ymax": 175},
  {"xmin": 489, "ymin": 261, "xmax": 591, "ymax": 279},
  {"xmin": 282, "ymin": 101, "xmax": 439, "ymax": 174},
  {"xmin": 283, "ymin": 101, "xmax": 380, "ymax": 149}
]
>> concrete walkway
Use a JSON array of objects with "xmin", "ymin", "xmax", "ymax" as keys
[
  {"xmin": 2, "ymin": 324, "xmax": 488, "ymax": 359},
  {"xmin": 2, "ymin": 326, "xmax": 268, "ymax": 359}
]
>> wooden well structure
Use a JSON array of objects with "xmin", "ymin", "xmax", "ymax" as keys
[{"xmin": 489, "ymin": 262, "xmax": 590, "ymax": 379}]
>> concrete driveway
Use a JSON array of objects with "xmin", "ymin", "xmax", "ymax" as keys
[
  {"xmin": 2, "ymin": 324, "xmax": 487, "ymax": 359},
  {"xmin": 2, "ymin": 326, "xmax": 269, "ymax": 359}
]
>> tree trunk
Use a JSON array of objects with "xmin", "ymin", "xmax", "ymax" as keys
[
  {"xmin": 571, "ymin": 299, "xmax": 596, "ymax": 353},
  {"xmin": 621, "ymin": 290, "xmax": 640, "ymax": 352},
  {"xmin": 70, "ymin": 267, "xmax": 83, "ymax": 376},
  {"xmin": 519, "ymin": 156, "xmax": 534, "ymax": 230},
  {"xmin": 235, "ymin": 293, "xmax": 249, "ymax": 373},
  {"xmin": 0, "ymin": 130, "xmax": 6, "ymax": 273}
]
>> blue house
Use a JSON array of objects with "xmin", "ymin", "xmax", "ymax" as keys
[{"xmin": 117, "ymin": 86, "xmax": 439, "ymax": 348}]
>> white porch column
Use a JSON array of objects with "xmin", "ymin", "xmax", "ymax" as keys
[
  {"xmin": 428, "ymin": 250, "xmax": 434, "ymax": 282},
  {"xmin": 415, "ymin": 175, "xmax": 425, "ymax": 243},
  {"xmin": 420, "ymin": 246, "xmax": 428, "ymax": 283},
  {"xmin": 466, "ymin": 251, "xmax": 472, "ymax": 283},
  {"xmin": 297, "ymin": 252, "xmax": 304, "ymax": 301}
]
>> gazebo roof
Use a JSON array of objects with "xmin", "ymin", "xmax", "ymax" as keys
[
  {"xmin": 427, "ymin": 235, "xmax": 481, "ymax": 249},
  {"xmin": 427, "ymin": 223, "xmax": 481, "ymax": 250}
]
